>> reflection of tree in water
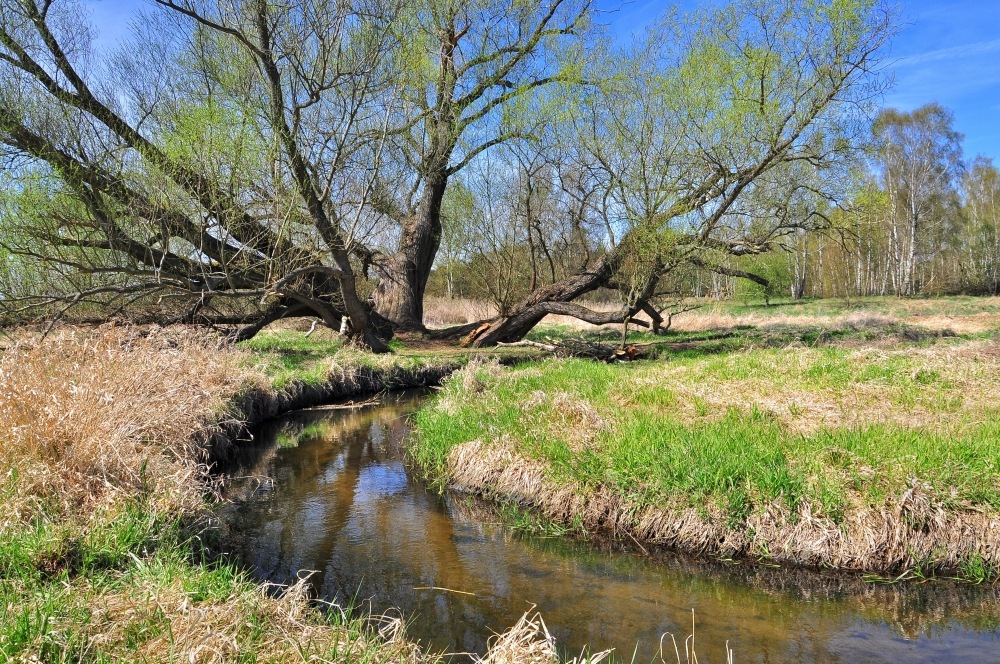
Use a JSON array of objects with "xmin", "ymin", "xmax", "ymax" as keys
[
  {"xmin": 687, "ymin": 552, "xmax": 1000, "ymax": 641},
  {"xmin": 224, "ymin": 391, "xmax": 501, "ymax": 651},
  {"xmin": 223, "ymin": 392, "xmax": 424, "ymax": 493},
  {"xmin": 226, "ymin": 394, "xmax": 422, "ymax": 582}
]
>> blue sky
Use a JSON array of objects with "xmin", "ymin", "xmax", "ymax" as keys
[{"xmin": 84, "ymin": 0, "xmax": 1000, "ymax": 161}]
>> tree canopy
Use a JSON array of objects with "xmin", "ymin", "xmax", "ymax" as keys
[{"xmin": 0, "ymin": 0, "xmax": 898, "ymax": 347}]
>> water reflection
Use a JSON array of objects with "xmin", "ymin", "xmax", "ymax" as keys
[{"xmin": 225, "ymin": 392, "xmax": 1000, "ymax": 663}]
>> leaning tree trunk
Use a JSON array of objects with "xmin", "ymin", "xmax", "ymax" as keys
[
  {"xmin": 469, "ymin": 252, "xmax": 621, "ymax": 347},
  {"xmin": 320, "ymin": 248, "xmax": 389, "ymax": 352},
  {"xmin": 371, "ymin": 175, "xmax": 447, "ymax": 332}
]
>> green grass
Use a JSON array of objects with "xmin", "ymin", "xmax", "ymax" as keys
[
  {"xmin": 274, "ymin": 420, "xmax": 331, "ymax": 448},
  {"xmin": 240, "ymin": 328, "xmax": 543, "ymax": 391},
  {"xmin": 239, "ymin": 330, "xmax": 348, "ymax": 388},
  {"xmin": 413, "ymin": 340, "xmax": 1000, "ymax": 530},
  {"xmin": 0, "ymin": 496, "xmax": 435, "ymax": 662}
]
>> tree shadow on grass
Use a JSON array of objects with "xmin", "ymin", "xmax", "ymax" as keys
[{"xmin": 529, "ymin": 319, "xmax": 966, "ymax": 363}]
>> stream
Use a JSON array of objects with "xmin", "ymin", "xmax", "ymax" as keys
[{"xmin": 224, "ymin": 390, "xmax": 1000, "ymax": 662}]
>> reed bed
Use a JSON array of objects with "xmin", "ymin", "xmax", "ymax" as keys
[
  {"xmin": 0, "ymin": 325, "xmax": 251, "ymax": 532},
  {"xmin": 476, "ymin": 611, "xmax": 612, "ymax": 664}
]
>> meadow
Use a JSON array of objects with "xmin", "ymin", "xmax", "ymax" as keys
[
  {"xmin": 3, "ymin": 295, "xmax": 999, "ymax": 661},
  {"xmin": 413, "ymin": 296, "xmax": 1000, "ymax": 580}
]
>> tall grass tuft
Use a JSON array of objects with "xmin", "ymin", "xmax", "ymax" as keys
[{"xmin": 476, "ymin": 611, "xmax": 612, "ymax": 664}]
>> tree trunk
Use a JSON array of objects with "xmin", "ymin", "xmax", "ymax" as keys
[
  {"xmin": 372, "ymin": 174, "xmax": 447, "ymax": 331},
  {"xmin": 792, "ymin": 238, "xmax": 807, "ymax": 299},
  {"xmin": 902, "ymin": 210, "xmax": 918, "ymax": 296},
  {"xmin": 470, "ymin": 253, "xmax": 620, "ymax": 346},
  {"xmin": 338, "ymin": 267, "xmax": 390, "ymax": 352}
]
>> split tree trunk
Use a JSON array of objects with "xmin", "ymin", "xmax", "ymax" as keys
[{"xmin": 371, "ymin": 175, "xmax": 447, "ymax": 332}]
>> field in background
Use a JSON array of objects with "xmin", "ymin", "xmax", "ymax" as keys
[{"xmin": 423, "ymin": 295, "xmax": 1000, "ymax": 337}]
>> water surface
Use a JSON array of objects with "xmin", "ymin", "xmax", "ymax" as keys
[{"xmin": 225, "ymin": 391, "xmax": 1000, "ymax": 662}]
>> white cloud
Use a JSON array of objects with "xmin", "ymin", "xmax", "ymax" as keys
[{"xmin": 896, "ymin": 38, "xmax": 1000, "ymax": 67}]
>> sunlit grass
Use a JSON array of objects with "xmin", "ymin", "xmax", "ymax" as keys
[
  {"xmin": 416, "ymin": 346, "xmax": 1000, "ymax": 518},
  {"xmin": 0, "ymin": 514, "xmax": 431, "ymax": 662},
  {"xmin": 240, "ymin": 330, "xmax": 348, "ymax": 387}
]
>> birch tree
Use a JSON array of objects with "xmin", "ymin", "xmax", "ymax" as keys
[{"xmin": 872, "ymin": 103, "xmax": 963, "ymax": 295}]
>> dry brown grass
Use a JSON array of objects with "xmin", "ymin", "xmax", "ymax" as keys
[
  {"xmin": 422, "ymin": 295, "xmax": 1000, "ymax": 335},
  {"xmin": 476, "ymin": 611, "xmax": 611, "ymax": 664},
  {"xmin": 0, "ymin": 324, "xmax": 260, "ymax": 532},
  {"xmin": 88, "ymin": 578, "xmax": 423, "ymax": 663},
  {"xmin": 423, "ymin": 297, "xmax": 498, "ymax": 326},
  {"xmin": 5, "ymin": 571, "xmax": 430, "ymax": 663},
  {"xmin": 669, "ymin": 298, "xmax": 1000, "ymax": 335},
  {"xmin": 445, "ymin": 439, "xmax": 1000, "ymax": 578}
]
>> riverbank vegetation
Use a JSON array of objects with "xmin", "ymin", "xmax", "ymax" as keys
[
  {"xmin": 2, "ymin": 301, "xmax": 998, "ymax": 660},
  {"xmin": 412, "ymin": 299, "xmax": 1000, "ymax": 581},
  {"xmin": 0, "ymin": 325, "xmax": 582, "ymax": 662},
  {"xmin": 0, "ymin": 326, "xmax": 430, "ymax": 661}
]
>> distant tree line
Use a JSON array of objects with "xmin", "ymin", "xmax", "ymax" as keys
[
  {"xmin": 726, "ymin": 103, "xmax": 1000, "ymax": 301},
  {"xmin": 428, "ymin": 101, "xmax": 1000, "ymax": 309}
]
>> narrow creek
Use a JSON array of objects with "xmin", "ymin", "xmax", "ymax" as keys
[{"xmin": 223, "ymin": 390, "xmax": 1000, "ymax": 663}]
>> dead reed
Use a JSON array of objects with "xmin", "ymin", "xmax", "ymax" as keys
[
  {"xmin": 423, "ymin": 297, "xmax": 499, "ymax": 327},
  {"xmin": 0, "ymin": 324, "xmax": 254, "ymax": 532},
  {"xmin": 420, "ymin": 294, "xmax": 1000, "ymax": 336},
  {"xmin": 476, "ymin": 611, "xmax": 612, "ymax": 664}
]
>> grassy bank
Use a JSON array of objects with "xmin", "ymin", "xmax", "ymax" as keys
[
  {"xmin": 0, "ymin": 326, "xmax": 437, "ymax": 662},
  {"xmin": 412, "ymin": 313, "xmax": 1000, "ymax": 580},
  {"xmin": 0, "ymin": 324, "xmax": 579, "ymax": 662}
]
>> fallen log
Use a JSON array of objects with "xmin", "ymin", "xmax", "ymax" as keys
[{"xmin": 497, "ymin": 338, "xmax": 642, "ymax": 362}]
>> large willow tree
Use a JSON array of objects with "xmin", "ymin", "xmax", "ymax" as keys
[{"xmin": 0, "ymin": 0, "xmax": 894, "ymax": 348}]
